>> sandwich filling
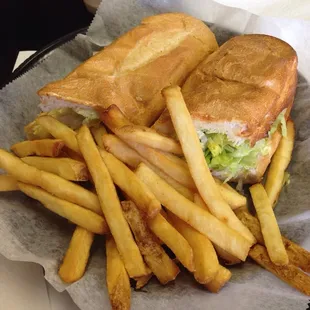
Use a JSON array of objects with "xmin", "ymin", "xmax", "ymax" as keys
[{"xmin": 197, "ymin": 110, "xmax": 287, "ymax": 181}]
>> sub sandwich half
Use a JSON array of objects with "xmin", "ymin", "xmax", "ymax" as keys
[
  {"xmin": 36, "ymin": 13, "xmax": 218, "ymax": 127},
  {"xmin": 153, "ymin": 34, "xmax": 298, "ymax": 184}
]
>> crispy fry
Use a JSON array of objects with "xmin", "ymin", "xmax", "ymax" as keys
[
  {"xmin": 59, "ymin": 226, "xmax": 94, "ymax": 283},
  {"xmin": 194, "ymin": 193, "xmax": 241, "ymax": 265},
  {"xmin": 168, "ymin": 211, "xmax": 219, "ymax": 284},
  {"xmin": 102, "ymin": 134, "xmax": 143, "ymax": 169},
  {"xmin": 163, "ymin": 86, "xmax": 255, "ymax": 245},
  {"xmin": 11, "ymin": 139, "xmax": 64, "ymax": 157},
  {"xmin": 116, "ymin": 125, "xmax": 183, "ymax": 155},
  {"xmin": 77, "ymin": 126, "xmax": 148, "ymax": 278},
  {"xmin": 36, "ymin": 115, "xmax": 80, "ymax": 154},
  {"xmin": 101, "ymin": 105, "xmax": 196, "ymax": 189},
  {"xmin": 121, "ymin": 201, "xmax": 180, "ymax": 284},
  {"xmin": 250, "ymin": 184, "xmax": 288, "ymax": 266},
  {"xmin": 214, "ymin": 178, "xmax": 247, "ymax": 209},
  {"xmin": 265, "ymin": 120, "xmax": 295, "ymax": 207},
  {"xmin": 235, "ymin": 208, "xmax": 310, "ymax": 272},
  {"xmin": 135, "ymin": 273, "xmax": 153, "ymax": 290},
  {"xmin": 21, "ymin": 157, "xmax": 88, "ymax": 181},
  {"xmin": 148, "ymin": 213, "xmax": 195, "ymax": 272},
  {"xmin": 90, "ymin": 125, "xmax": 107, "ymax": 148},
  {"xmin": 0, "ymin": 175, "xmax": 18, "ymax": 191},
  {"xmin": 204, "ymin": 265, "xmax": 232, "ymax": 293},
  {"xmin": 106, "ymin": 235, "xmax": 131, "ymax": 310},
  {"xmin": 99, "ymin": 149, "xmax": 161, "ymax": 219},
  {"xmin": 135, "ymin": 163, "xmax": 251, "ymax": 261},
  {"xmin": 18, "ymin": 182, "xmax": 108, "ymax": 234},
  {"xmin": 0, "ymin": 149, "xmax": 101, "ymax": 214},
  {"xmin": 102, "ymin": 134, "xmax": 194, "ymax": 200},
  {"xmin": 249, "ymin": 244, "xmax": 310, "ymax": 296}
]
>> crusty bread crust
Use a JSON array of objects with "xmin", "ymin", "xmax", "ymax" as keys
[
  {"xmin": 38, "ymin": 13, "xmax": 218, "ymax": 126},
  {"xmin": 153, "ymin": 34, "xmax": 297, "ymax": 145}
]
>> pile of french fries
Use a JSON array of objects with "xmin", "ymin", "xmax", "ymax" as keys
[{"xmin": 0, "ymin": 86, "xmax": 309, "ymax": 310}]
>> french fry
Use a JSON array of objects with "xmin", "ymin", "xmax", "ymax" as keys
[
  {"xmin": 0, "ymin": 149, "xmax": 101, "ymax": 214},
  {"xmin": 99, "ymin": 149, "xmax": 161, "ymax": 219},
  {"xmin": 0, "ymin": 175, "xmax": 18, "ymax": 191},
  {"xmin": 11, "ymin": 139, "xmax": 65, "ymax": 157},
  {"xmin": 204, "ymin": 265, "xmax": 232, "ymax": 293},
  {"xmin": 116, "ymin": 125, "xmax": 183, "ymax": 155},
  {"xmin": 265, "ymin": 120, "xmax": 295, "ymax": 207},
  {"xmin": 102, "ymin": 134, "xmax": 144, "ymax": 169},
  {"xmin": 59, "ymin": 226, "xmax": 94, "ymax": 283},
  {"xmin": 249, "ymin": 244, "xmax": 310, "ymax": 296},
  {"xmin": 168, "ymin": 211, "xmax": 219, "ymax": 284},
  {"xmin": 121, "ymin": 201, "xmax": 180, "ymax": 284},
  {"xmin": 21, "ymin": 157, "xmax": 89, "ymax": 181},
  {"xmin": 135, "ymin": 163, "xmax": 251, "ymax": 261},
  {"xmin": 194, "ymin": 193, "xmax": 241, "ymax": 265},
  {"xmin": 135, "ymin": 274, "xmax": 153, "ymax": 290},
  {"xmin": 214, "ymin": 178, "xmax": 247, "ymax": 209},
  {"xmin": 106, "ymin": 235, "xmax": 131, "ymax": 310},
  {"xmin": 163, "ymin": 86, "xmax": 255, "ymax": 245},
  {"xmin": 101, "ymin": 105, "xmax": 196, "ymax": 189},
  {"xmin": 90, "ymin": 125, "xmax": 107, "ymax": 148},
  {"xmin": 18, "ymin": 182, "xmax": 108, "ymax": 234},
  {"xmin": 36, "ymin": 115, "xmax": 80, "ymax": 154},
  {"xmin": 148, "ymin": 213, "xmax": 195, "ymax": 272},
  {"xmin": 235, "ymin": 208, "xmax": 310, "ymax": 272},
  {"xmin": 77, "ymin": 125, "xmax": 148, "ymax": 278},
  {"xmin": 102, "ymin": 134, "xmax": 194, "ymax": 200},
  {"xmin": 250, "ymin": 184, "xmax": 288, "ymax": 266}
]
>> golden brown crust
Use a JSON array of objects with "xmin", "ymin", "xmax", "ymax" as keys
[
  {"xmin": 154, "ymin": 34, "xmax": 297, "ymax": 144},
  {"xmin": 38, "ymin": 13, "xmax": 218, "ymax": 126}
]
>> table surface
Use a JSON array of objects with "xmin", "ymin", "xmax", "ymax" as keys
[{"xmin": 0, "ymin": 51, "xmax": 80, "ymax": 310}]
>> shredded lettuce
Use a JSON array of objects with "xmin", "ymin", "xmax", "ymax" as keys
[
  {"xmin": 202, "ymin": 133, "xmax": 270, "ymax": 180},
  {"xmin": 269, "ymin": 109, "xmax": 287, "ymax": 137},
  {"xmin": 199, "ymin": 110, "xmax": 287, "ymax": 180}
]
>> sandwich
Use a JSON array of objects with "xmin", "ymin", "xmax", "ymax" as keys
[
  {"xmin": 153, "ymin": 34, "xmax": 297, "ymax": 184},
  {"xmin": 32, "ymin": 13, "xmax": 218, "ymax": 132}
]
